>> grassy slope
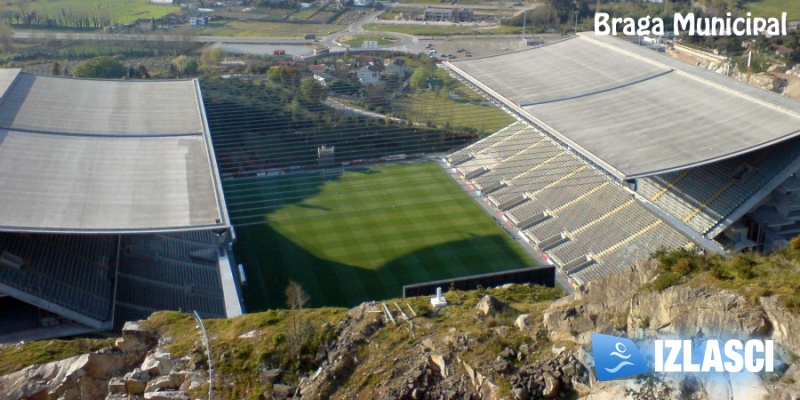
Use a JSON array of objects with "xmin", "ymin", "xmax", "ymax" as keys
[
  {"xmin": 3, "ymin": 248, "xmax": 800, "ymax": 398},
  {"xmin": 0, "ymin": 338, "xmax": 114, "ymax": 376},
  {"xmin": 228, "ymin": 162, "xmax": 536, "ymax": 311},
  {"xmin": 744, "ymin": 0, "xmax": 800, "ymax": 21},
  {"xmin": 0, "ymin": 0, "xmax": 178, "ymax": 25},
  {"xmin": 394, "ymin": 91, "xmax": 514, "ymax": 134}
]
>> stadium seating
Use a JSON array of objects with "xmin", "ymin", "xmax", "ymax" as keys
[
  {"xmin": 115, "ymin": 232, "xmax": 227, "ymax": 325},
  {"xmin": 0, "ymin": 233, "xmax": 115, "ymax": 321},
  {"xmin": 449, "ymin": 122, "xmax": 693, "ymax": 284},
  {"xmin": 638, "ymin": 139, "xmax": 800, "ymax": 235}
]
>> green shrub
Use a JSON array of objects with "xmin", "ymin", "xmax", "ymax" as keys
[
  {"xmin": 790, "ymin": 236, "xmax": 800, "ymax": 252},
  {"xmin": 272, "ymin": 333, "xmax": 285, "ymax": 346},
  {"xmin": 729, "ymin": 254, "xmax": 757, "ymax": 280},
  {"xmin": 671, "ymin": 258, "xmax": 693, "ymax": 276},
  {"xmin": 651, "ymin": 271, "xmax": 680, "ymax": 291},
  {"xmin": 784, "ymin": 296, "xmax": 800, "ymax": 314}
]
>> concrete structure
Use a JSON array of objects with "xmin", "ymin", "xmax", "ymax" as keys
[
  {"xmin": 318, "ymin": 145, "xmax": 335, "ymax": 167},
  {"xmin": 444, "ymin": 34, "xmax": 800, "ymax": 287},
  {"xmin": 447, "ymin": 35, "xmax": 800, "ymax": 179},
  {"xmin": 424, "ymin": 7, "xmax": 473, "ymax": 22},
  {"xmin": 0, "ymin": 70, "xmax": 228, "ymax": 233},
  {"xmin": 0, "ymin": 70, "xmax": 242, "ymax": 342}
]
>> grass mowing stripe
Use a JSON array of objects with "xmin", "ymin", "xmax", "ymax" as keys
[{"xmin": 228, "ymin": 161, "xmax": 536, "ymax": 310}]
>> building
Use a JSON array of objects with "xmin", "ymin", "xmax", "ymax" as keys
[
  {"xmin": 357, "ymin": 65, "xmax": 382, "ymax": 86},
  {"xmin": 355, "ymin": 55, "xmax": 384, "ymax": 69},
  {"xmin": 353, "ymin": 0, "xmax": 372, "ymax": 7},
  {"xmin": 385, "ymin": 59, "xmax": 408, "ymax": 78},
  {"xmin": 444, "ymin": 34, "xmax": 800, "ymax": 287},
  {"xmin": 0, "ymin": 69, "xmax": 242, "ymax": 342},
  {"xmin": 313, "ymin": 71, "xmax": 334, "ymax": 86},
  {"xmin": 190, "ymin": 15, "xmax": 210, "ymax": 25},
  {"xmin": 424, "ymin": 7, "xmax": 473, "ymax": 22}
]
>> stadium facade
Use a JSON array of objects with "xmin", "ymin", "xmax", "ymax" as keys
[
  {"xmin": 443, "ymin": 34, "xmax": 800, "ymax": 287},
  {"xmin": 0, "ymin": 70, "xmax": 243, "ymax": 342}
]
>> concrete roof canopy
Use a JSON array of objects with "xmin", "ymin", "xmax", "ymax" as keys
[
  {"xmin": 448, "ymin": 35, "xmax": 800, "ymax": 179},
  {"xmin": 0, "ymin": 70, "xmax": 228, "ymax": 233}
]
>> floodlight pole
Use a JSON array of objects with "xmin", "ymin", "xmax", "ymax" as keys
[
  {"xmin": 574, "ymin": 8, "xmax": 578, "ymax": 34},
  {"xmin": 574, "ymin": 1, "xmax": 578, "ymax": 35}
]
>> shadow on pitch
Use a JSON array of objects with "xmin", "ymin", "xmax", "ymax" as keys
[
  {"xmin": 224, "ymin": 167, "xmax": 381, "ymax": 223},
  {"xmin": 238, "ymin": 224, "xmax": 532, "ymax": 311}
]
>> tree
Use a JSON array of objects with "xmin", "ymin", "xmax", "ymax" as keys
[
  {"xmin": 285, "ymin": 280, "xmax": 312, "ymax": 364},
  {"xmin": 329, "ymin": 78, "xmax": 359, "ymax": 95},
  {"xmin": 300, "ymin": 78, "xmax": 327, "ymax": 105},
  {"xmin": 266, "ymin": 65, "xmax": 282, "ymax": 84},
  {"xmin": 172, "ymin": 55, "xmax": 199, "ymax": 77},
  {"xmin": 409, "ymin": 68, "xmax": 429, "ymax": 91},
  {"xmin": 72, "ymin": 56, "xmax": 126, "ymax": 79},
  {"xmin": 0, "ymin": 23, "xmax": 13, "ymax": 52},
  {"xmin": 266, "ymin": 65, "xmax": 300, "ymax": 88},
  {"xmin": 200, "ymin": 46, "xmax": 225, "ymax": 68},
  {"xmin": 285, "ymin": 280, "xmax": 310, "ymax": 310},
  {"xmin": 135, "ymin": 64, "xmax": 150, "ymax": 79}
]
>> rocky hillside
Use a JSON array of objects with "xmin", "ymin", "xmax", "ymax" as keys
[{"xmin": 1, "ymin": 248, "xmax": 800, "ymax": 400}]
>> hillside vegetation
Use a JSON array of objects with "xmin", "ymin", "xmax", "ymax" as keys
[{"xmin": 2, "ymin": 246, "xmax": 800, "ymax": 399}]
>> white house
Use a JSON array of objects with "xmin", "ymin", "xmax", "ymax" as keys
[
  {"xmin": 357, "ymin": 65, "xmax": 381, "ymax": 86},
  {"xmin": 190, "ymin": 15, "xmax": 210, "ymax": 25},
  {"xmin": 313, "ymin": 71, "xmax": 334, "ymax": 86}
]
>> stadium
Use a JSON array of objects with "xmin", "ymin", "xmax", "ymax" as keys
[
  {"xmin": 442, "ymin": 33, "xmax": 800, "ymax": 286},
  {"xmin": 3, "ymin": 32, "xmax": 800, "ymax": 338},
  {"xmin": 0, "ymin": 69, "xmax": 242, "ymax": 342}
]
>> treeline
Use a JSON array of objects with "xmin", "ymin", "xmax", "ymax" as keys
[
  {"xmin": 2, "ymin": 40, "xmax": 199, "ymax": 64},
  {"xmin": 0, "ymin": 10, "xmax": 111, "ymax": 29}
]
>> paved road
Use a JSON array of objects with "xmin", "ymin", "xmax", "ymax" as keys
[
  {"xmin": 13, "ymin": 30, "xmax": 314, "ymax": 44},
  {"xmin": 318, "ymin": 8, "xmax": 425, "ymax": 54}
]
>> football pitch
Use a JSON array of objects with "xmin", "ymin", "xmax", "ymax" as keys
[{"xmin": 226, "ymin": 161, "xmax": 536, "ymax": 310}]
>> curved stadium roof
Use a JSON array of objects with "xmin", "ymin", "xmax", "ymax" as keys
[
  {"xmin": 0, "ymin": 69, "xmax": 228, "ymax": 233},
  {"xmin": 447, "ymin": 34, "xmax": 800, "ymax": 179}
]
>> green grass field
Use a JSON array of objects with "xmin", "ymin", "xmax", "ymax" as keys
[
  {"xmin": 227, "ymin": 162, "xmax": 535, "ymax": 311},
  {"xmin": 395, "ymin": 91, "xmax": 514, "ymax": 134},
  {"xmin": 338, "ymin": 34, "xmax": 400, "ymax": 46},
  {"xmin": 0, "ymin": 0, "xmax": 179, "ymax": 25},
  {"xmin": 744, "ymin": 0, "xmax": 799, "ymax": 21}
]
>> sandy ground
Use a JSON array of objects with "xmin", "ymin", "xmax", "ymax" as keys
[{"xmin": 666, "ymin": 46, "xmax": 800, "ymax": 102}]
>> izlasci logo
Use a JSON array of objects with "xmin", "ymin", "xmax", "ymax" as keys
[
  {"xmin": 591, "ymin": 333, "xmax": 648, "ymax": 381},
  {"xmin": 592, "ymin": 333, "xmax": 776, "ymax": 381}
]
